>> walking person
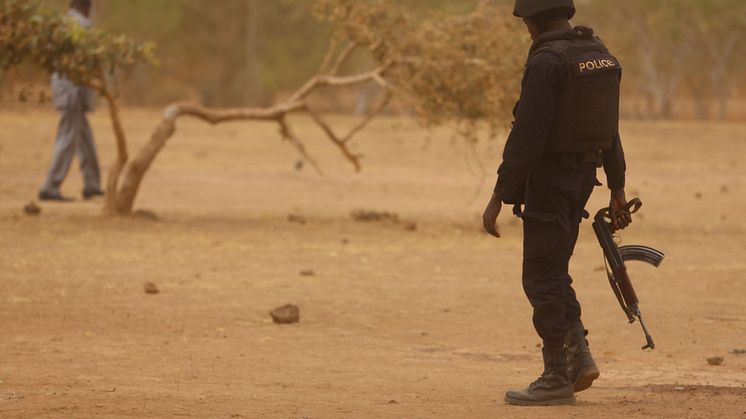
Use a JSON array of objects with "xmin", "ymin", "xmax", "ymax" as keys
[
  {"xmin": 39, "ymin": 0, "xmax": 103, "ymax": 202},
  {"xmin": 482, "ymin": 0, "xmax": 633, "ymax": 406}
]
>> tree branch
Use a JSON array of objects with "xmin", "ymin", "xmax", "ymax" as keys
[
  {"xmin": 342, "ymin": 92, "xmax": 392, "ymax": 143},
  {"xmin": 304, "ymin": 104, "xmax": 362, "ymax": 172},
  {"xmin": 289, "ymin": 67, "xmax": 387, "ymax": 102},
  {"xmin": 317, "ymin": 39, "xmax": 339, "ymax": 75},
  {"xmin": 277, "ymin": 116, "xmax": 323, "ymax": 175},
  {"xmin": 164, "ymin": 101, "xmax": 305, "ymax": 124},
  {"xmin": 330, "ymin": 42, "xmax": 357, "ymax": 75}
]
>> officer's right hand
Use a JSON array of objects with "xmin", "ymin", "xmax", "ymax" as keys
[{"xmin": 482, "ymin": 193, "xmax": 502, "ymax": 238}]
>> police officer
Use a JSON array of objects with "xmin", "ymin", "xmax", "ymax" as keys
[
  {"xmin": 482, "ymin": 0, "xmax": 632, "ymax": 406},
  {"xmin": 39, "ymin": 0, "xmax": 103, "ymax": 202}
]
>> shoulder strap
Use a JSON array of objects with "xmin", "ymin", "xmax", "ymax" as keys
[{"xmin": 527, "ymin": 39, "xmax": 572, "ymax": 65}]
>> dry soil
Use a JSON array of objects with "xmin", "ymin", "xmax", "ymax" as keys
[{"xmin": 0, "ymin": 109, "xmax": 745, "ymax": 418}]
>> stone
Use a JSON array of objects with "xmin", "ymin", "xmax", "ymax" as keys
[
  {"xmin": 23, "ymin": 201, "xmax": 41, "ymax": 216},
  {"xmin": 287, "ymin": 214, "xmax": 307, "ymax": 225},
  {"xmin": 706, "ymin": 356, "xmax": 724, "ymax": 366},
  {"xmin": 351, "ymin": 209, "xmax": 399, "ymax": 223},
  {"xmin": 133, "ymin": 209, "xmax": 159, "ymax": 221},
  {"xmin": 144, "ymin": 282, "xmax": 160, "ymax": 294},
  {"xmin": 270, "ymin": 304, "xmax": 300, "ymax": 324}
]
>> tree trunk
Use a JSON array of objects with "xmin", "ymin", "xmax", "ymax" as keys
[
  {"xmin": 687, "ymin": 79, "xmax": 711, "ymax": 120},
  {"xmin": 246, "ymin": 0, "xmax": 263, "ymax": 105},
  {"xmin": 716, "ymin": 87, "xmax": 730, "ymax": 120},
  {"xmin": 101, "ymin": 89, "xmax": 129, "ymax": 215}
]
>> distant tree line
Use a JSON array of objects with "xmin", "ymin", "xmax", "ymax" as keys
[
  {"xmin": 582, "ymin": 0, "xmax": 746, "ymax": 119},
  {"xmin": 3, "ymin": 0, "xmax": 746, "ymax": 119},
  {"xmin": 28, "ymin": 0, "xmax": 481, "ymax": 107}
]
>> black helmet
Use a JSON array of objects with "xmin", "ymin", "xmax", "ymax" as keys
[{"xmin": 513, "ymin": 0, "xmax": 576, "ymax": 19}]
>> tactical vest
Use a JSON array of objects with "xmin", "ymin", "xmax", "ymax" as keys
[{"xmin": 529, "ymin": 28, "xmax": 622, "ymax": 155}]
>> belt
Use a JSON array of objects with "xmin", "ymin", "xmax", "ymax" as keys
[{"xmin": 540, "ymin": 151, "xmax": 602, "ymax": 168}]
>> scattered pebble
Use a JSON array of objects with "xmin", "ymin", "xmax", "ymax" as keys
[
  {"xmin": 341, "ymin": 238, "xmax": 350, "ymax": 245},
  {"xmin": 706, "ymin": 356, "xmax": 723, "ymax": 366},
  {"xmin": 388, "ymin": 400, "xmax": 397, "ymax": 404},
  {"xmin": 3, "ymin": 392, "xmax": 23, "ymax": 400},
  {"xmin": 270, "ymin": 304, "xmax": 300, "ymax": 324},
  {"xmin": 144, "ymin": 282, "xmax": 159, "ymax": 294},
  {"xmin": 720, "ymin": 185, "xmax": 730, "ymax": 194},
  {"xmin": 351, "ymin": 209, "xmax": 417, "ymax": 232},
  {"xmin": 133, "ymin": 209, "xmax": 159, "ymax": 221},
  {"xmin": 731, "ymin": 349, "xmax": 746, "ymax": 355},
  {"xmin": 694, "ymin": 192, "xmax": 703, "ymax": 200},
  {"xmin": 351, "ymin": 209, "xmax": 399, "ymax": 223},
  {"xmin": 299, "ymin": 270, "xmax": 315, "ymax": 277},
  {"xmin": 287, "ymin": 214, "xmax": 307, "ymax": 225},
  {"xmin": 23, "ymin": 201, "xmax": 41, "ymax": 216}
]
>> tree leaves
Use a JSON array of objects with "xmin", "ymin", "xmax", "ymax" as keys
[
  {"xmin": 0, "ymin": 0, "xmax": 156, "ymax": 95},
  {"xmin": 318, "ymin": 0, "xmax": 528, "ymax": 139}
]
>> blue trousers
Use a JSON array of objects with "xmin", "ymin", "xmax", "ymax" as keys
[{"xmin": 40, "ymin": 108, "xmax": 101, "ymax": 195}]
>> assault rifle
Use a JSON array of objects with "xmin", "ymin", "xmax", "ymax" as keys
[{"xmin": 592, "ymin": 198, "xmax": 665, "ymax": 350}]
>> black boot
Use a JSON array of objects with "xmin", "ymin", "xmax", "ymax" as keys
[
  {"xmin": 565, "ymin": 321, "xmax": 600, "ymax": 392},
  {"xmin": 504, "ymin": 346, "xmax": 575, "ymax": 406},
  {"xmin": 39, "ymin": 190, "xmax": 74, "ymax": 202},
  {"xmin": 82, "ymin": 188, "xmax": 105, "ymax": 200}
]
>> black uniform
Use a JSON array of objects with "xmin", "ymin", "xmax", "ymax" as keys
[{"xmin": 494, "ymin": 27, "xmax": 626, "ymax": 348}]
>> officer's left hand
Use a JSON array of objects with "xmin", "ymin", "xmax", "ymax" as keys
[
  {"xmin": 610, "ymin": 188, "xmax": 632, "ymax": 230},
  {"xmin": 482, "ymin": 193, "xmax": 502, "ymax": 238}
]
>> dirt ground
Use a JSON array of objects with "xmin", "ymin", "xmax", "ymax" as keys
[{"xmin": 0, "ymin": 108, "xmax": 745, "ymax": 418}]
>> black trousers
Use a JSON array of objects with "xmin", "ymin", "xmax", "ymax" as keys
[{"xmin": 518, "ymin": 165, "xmax": 598, "ymax": 348}]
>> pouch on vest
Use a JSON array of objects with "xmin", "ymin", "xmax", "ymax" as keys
[
  {"xmin": 531, "ymin": 32, "xmax": 622, "ymax": 155},
  {"xmin": 571, "ymin": 53, "xmax": 621, "ymax": 145}
]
